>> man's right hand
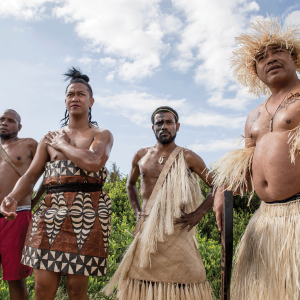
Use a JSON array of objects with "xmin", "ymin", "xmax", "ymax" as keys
[
  {"xmin": 213, "ymin": 187, "xmax": 224, "ymax": 231},
  {"xmin": 1, "ymin": 196, "xmax": 17, "ymax": 220}
]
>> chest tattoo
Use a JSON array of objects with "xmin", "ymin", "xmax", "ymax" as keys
[
  {"xmin": 278, "ymin": 92, "xmax": 300, "ymax": 112},
  {"xmin": 250, "ymin": 109, "xmax": 261, "ymax": 129}
]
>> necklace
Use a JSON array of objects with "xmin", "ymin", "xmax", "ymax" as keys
[
  {"xmin": 157, "ymin": 145, "xmax": 177, "ymax": 164},
  {"xmin": 158, "ymin": 156, "xmax": 164, "ymax": 164},
  {"xmin": 265, "ymin": 80, "xmax": 299, "ymax": 132}
]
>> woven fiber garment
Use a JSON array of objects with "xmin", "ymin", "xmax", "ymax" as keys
[
  {"xmin": 21, "ymin": 160, "xmax": 111, "ymax": 277},
  {"xmin": 231, "ymin": 196, "xmax": 300, "ymax": 300},
  {"xmin": 104, "ymin": 149, "xmax": 214, "ymax": 300}
]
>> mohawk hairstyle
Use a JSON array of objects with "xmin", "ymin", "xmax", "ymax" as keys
[
  {"xmin": 231, "ymin": 17, "xmax": 300, "ymax": 97},
  {"xmin": 151, "ymin": 106, "xmax": 179, "ymax": 124},
  {"xmin": 61, "ymin": 67, "xmax": 98, "ymax": 127}
]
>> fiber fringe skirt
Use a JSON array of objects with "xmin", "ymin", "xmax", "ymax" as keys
[{"xmin": 231, "ymin": 198, "xmax": 300, "ymax": 300}]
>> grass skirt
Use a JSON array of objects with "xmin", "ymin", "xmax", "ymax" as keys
[{"xmin": 231, "ymin": 198, "xmax": 300, "ymax": 300}]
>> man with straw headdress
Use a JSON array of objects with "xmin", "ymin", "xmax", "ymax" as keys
[
  {"xmin": 213, "ymin": 17, "xmax": 300, "ymax": 300},
  {"xmin": 104, "ymin": 106, "xmax": 215, "ymax": 300}
]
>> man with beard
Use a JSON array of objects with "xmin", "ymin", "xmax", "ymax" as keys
[
  {"xmin": 0, "ymin": 109, "xmax": 43, "ymax": 300},
  {"xmin": 104, "ymin": 106, "xmax": 215, "ymax": 300}
]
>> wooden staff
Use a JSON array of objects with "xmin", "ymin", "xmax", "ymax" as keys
[{"xmin": 221, "ymin": 191, "xmax": 233, "ymax": 300}]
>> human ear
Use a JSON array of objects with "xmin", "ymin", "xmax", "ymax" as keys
[
  {"xmin": 176, "ymin": 123, "xmax": 180, "ymax": 132},
  {"xmin": 89, "ymin": 98, "xmax": 95, "ymax": 108},
  {"xmin": 18, "ymin": 124, "xmax": 22, "ymax": 132},
  {"xmin": 152, "ymin": 125, "xmax": 155, "ymax": 134}
]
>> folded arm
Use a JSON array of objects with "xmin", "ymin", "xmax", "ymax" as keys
[{"xmin": 44, "ymin": 129, "xmax": 113, "ymax": 173}]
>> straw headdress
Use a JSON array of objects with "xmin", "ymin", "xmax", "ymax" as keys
[{"xmin": 231, "ymin": 17, "xmax": 300, "ymax": 97}]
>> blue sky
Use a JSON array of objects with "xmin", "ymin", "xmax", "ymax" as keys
[{"xmin": 0, "ymin": 0, "xmax": 299, "ymax": 180}]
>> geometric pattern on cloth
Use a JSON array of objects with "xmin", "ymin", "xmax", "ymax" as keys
[
  {"xmin": 44, "ymin": 192, "xmax": 68, "ymax": 247},
  {"xmin": 98, "ymin": 191, "xmax": 112, "ymax": 255},
  {"xmin": 28, "ymin": 198, "xmax": 47, "ymax": 243},
  {"xmin": 21, "ymin": 245, "xmax": 107, "ymax": 276},
  {"xmin": 44, "ymin": 159, "xmax": 108, "ymax": 179},
  {"xmin": 69, "ymin": 192, "xmax": 96, "ymax": 252}
]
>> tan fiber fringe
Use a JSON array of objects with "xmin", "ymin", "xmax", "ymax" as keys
[
  {"xmin": 231, "ymin": 199, "xmax": 300, "ymax": 300},
  {"xmin": 104, "ymin": 151, "xmax": 203, "ymax": 296},
  {"xmin": 118, "ymin": 279, "xmax": 214, "ymax": 300},
  {"xmin": 288, "ymin": 124, "xmax": 300, "ymax": 164},
  {"xmin": 211, "ymin": 146, "xmax": 255, "ymax": 200},
  {"xmin": 231, "ymin": 17, "xmax": 300, "ymax": 97},
  {"xmin": 139, "ymin": 150, "xmax": 203, "ymax": 268}
]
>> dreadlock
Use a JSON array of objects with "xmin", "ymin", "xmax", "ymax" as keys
[
  {"xmin": 60, "ymin": 67, "xmax": 98, "ymax": 127},
  {"xmin": 151, "ymin": 106, "xmax": 179, "ymax": 124}
]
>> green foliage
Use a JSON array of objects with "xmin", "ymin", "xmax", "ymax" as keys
[{"xmin": 0, "ymin": 177, "xmax": 257, "ymax": 299}]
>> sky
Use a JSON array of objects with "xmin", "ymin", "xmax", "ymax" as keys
[{"xmin": 0, "ymin": 0, "xmax": 300, "ymax": 181}]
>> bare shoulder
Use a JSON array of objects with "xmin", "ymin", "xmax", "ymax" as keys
[
  {"xmin": 21, "ymin": 138, "xmax": 38, "ymax": 149},
  {"xmin": 92, "ymin": 126, "xmax": 113, "ymax": 140},
  {"xmin": 245, "ymin": 103, "xmax": 264, "ymax": 129},
  {"xmin": 134, "ymin": 147, "xmax": 151, "ymax": 161},
  {"xmin": 183, "ymin": 148, "xmax": 204, "ymax": 163}
]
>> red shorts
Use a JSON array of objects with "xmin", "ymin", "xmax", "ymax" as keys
[{"xmin": 0, "ymin": 210, "xmax": 32, "ymax": 281}]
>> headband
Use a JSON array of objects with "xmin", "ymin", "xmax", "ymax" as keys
[{"xmin": 152, "ymin": 109, "xmax": 178, "ymax": 122}]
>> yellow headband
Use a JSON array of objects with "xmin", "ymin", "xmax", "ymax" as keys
[{"xmin": 152, "ymin": 109, "xmax": 178, "ymax": 122}]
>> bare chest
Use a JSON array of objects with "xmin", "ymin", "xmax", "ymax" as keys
[
  {"xmin": 138, "ymin": 153, "xmax": 165, "ymax": 181},
  {"xmin": 248, "ymin": 101, "xmax": 300, "ymax": 143},
  {"xmin": 0, "ymin": 142, "xmax": 32, "ymax": 171}
]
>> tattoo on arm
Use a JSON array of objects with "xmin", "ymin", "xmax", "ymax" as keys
[
  {"xmin": 250, "ymin": 109, "xmax": 261, "ymax": 129},
  {"xmin": 278, "ymin": 92, "xmax": 300, "ymax": 112}
]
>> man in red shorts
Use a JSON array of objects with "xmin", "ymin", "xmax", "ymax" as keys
[{"xmin": 0, "ymin": 109, "xmax": 41, "ymax": 300}]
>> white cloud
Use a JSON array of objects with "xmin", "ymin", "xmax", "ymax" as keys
[
  {"xmin": 0, "ymin": 0, "xmax": 54, "ymax": 20},
  {"xmin": 63, "ymin": 55, "xmax": 73, "ymax": 63},
  {"xmin": 181, "ymin": 112, "xmax": 246, "ymax": 129},
  {"xmin": 77, "ymin": 57, "xmax": 94, "ymax": 65},
  {"xmin": 172, "ymin": 0, "xmax": 260, "ymax": 91},
  {"xmin": 189, "ymin": 138, "xmax": 243, "ymax": 152},
  {"xmin": 99, "ymin": 57, "xmax": 117, "ymax": 68},
  {"xmin": 54, "ymin": 0, "xmax": 172, "ymax": 82},
  {"xmin": 96, "ymin": 91, "xmax": 186, "ymax": 125},
  {"xmin": 105, "ymin": 73, "xmax": 114, "ymax": 82},
  {"xmin": 207, "ymin": 87, "xmax": 256, "ymax": 110},
  {"xmin": 285, "ymin": 10, "xmax": 300, "ymax": 26}
]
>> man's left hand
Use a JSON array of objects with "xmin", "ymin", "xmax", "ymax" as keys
[
  {"xmin": 174, "ymin": 210, "xmax": 205, "ymax": 232},
  {"xmin": 44, "ymin": 130, "xmax": 70, "ymax": 151}
]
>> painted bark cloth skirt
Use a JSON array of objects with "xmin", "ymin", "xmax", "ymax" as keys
[{"xmin": 21, "ymin": 160, "xmax": 111, "ymax": 277}]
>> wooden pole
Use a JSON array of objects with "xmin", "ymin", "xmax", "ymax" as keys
[{"xmin": 221, "ymin": 191, "xmax": 233, "ymax": 300}]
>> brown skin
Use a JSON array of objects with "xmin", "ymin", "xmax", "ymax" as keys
[
  {"xmin": 0, "ymin": 110, "xmax": 40, "ymax": 300},
  {"xmin": 214, "ymin": 45, "xmax": 300, "ymax": 231},
  {"xmin": 1, "ymin": 83, "xmax": 113, "ymax": 300},
  {"xmin": 127, "ymin": 112, "xmax": 214, "ymax": 231}
]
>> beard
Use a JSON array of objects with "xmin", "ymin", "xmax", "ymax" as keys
[
  {"xmin": 155, "ymin": 131, "xmax": 176, "ymax": 145},
  {"xmin": 0, "ymin": 131, "xmax": 18, "ymax": 139}
]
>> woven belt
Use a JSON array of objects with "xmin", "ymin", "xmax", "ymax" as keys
[{"xmin": 46, "ymin": 182, "xmax": 103, "ymax": 194}]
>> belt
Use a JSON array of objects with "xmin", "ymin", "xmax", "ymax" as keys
[
  {"xmin": 0, "ymin": 205, "xmax": 31, "ymax": 218},
  {"xmin": 46, "ymin": 182, "xmax": 103, "ymax": 194},
  {"xmin": 268, "ymin": 193, "xmax": 300, "ymax": 204}
]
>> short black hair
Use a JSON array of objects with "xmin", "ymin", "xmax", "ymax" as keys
[
  {"xmin": 64, "ymin": 67, "xmax": 93, "ymax": 98},
  {"xmin": 3, "ymin": 109, "xmax": 21, "ymax": 124},
  {"xmin": 151, "ymin": 106, "xmax": 179, "ymax": 124},
  {"xmin": 61, "ymin": 67, "xmax": 98, "ymax": 127}
]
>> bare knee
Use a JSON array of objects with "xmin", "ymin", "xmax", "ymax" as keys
[
  {"xmin": 8, "ymin": 279, "xmax": 28, "ymax": 300},
  {"xmin": 66, "ymin": 275, "xmax": 89, "ymax": 300}
]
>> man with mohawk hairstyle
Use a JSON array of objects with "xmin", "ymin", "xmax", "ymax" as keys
[
  {"xmin": 213, "ymin": 17, "xmax": 300, "ymax": 300},
  {"xmin": 104, "ymin": 106, "xmax": 215, "ymax": 300}
]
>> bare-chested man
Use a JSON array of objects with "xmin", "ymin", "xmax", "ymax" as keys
[
  {"xmin": 104, "ymin": 106, "xmax": 215, "ymax": 300},
  {"xmin": 1, "ymin": 68, "xmax": 113, "ymax": 300},
  {"xmin": 0, "ymin": 109, "xmax": 43, "ymax": 300},
  {"xmin": 213, "ymin": 18, "xmax": 300, "ymax": 300}
]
